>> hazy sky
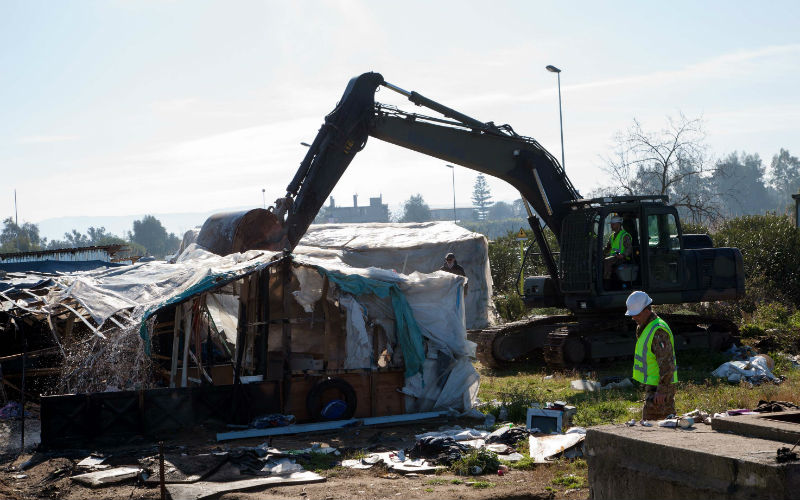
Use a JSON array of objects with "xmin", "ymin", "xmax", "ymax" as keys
[{"xmin": 2, "ymin": 1, "xmax": 798, "ymax": 231}]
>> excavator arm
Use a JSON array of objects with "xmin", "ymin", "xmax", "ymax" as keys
[{"xmin": 278, "ymin": 72, "xmax": 579, "ymax": 251}]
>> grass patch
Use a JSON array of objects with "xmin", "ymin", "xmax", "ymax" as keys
[
  {"xmin": 295, "ymin": 451, "xmax": 339, "ymax": 472},
  {"xmin": 450, "ymin": 449, "xmax": 500, "ymax": 476},
  {"xmin": 551, "ymin": 472, "xmax": 586, "ymax": 489},
  {"xmin": 425, "ymin": 479, "xmax": 448, "ymax": 486},
  {"xmin": 424, "ymin": 487, "xmax": 433, "ymax": 492},
  {"xmin": 469, "ymin": 481, "xmax": 496, "ymax": 489},
  {"xmin": 450, "ymin": 478, "xmax": 464, "ymax": 485}
]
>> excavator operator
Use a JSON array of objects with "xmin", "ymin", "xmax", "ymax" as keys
[{"xmin": 603, "ymin": 215, "xmax": 632, "ymax": 286}]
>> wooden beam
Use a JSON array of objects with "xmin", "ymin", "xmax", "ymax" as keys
[
  {"xmin": 170, "ymin": 306, "xmax": 182, "ymax": 388},
  {"xmin": 181, "ymin": 304, "xmax": 193, "ymax": 388}
]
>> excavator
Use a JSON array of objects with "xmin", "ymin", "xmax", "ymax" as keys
[{"xmin": 196, "ymin": 72, "xmax": 744, "ymax": 368}]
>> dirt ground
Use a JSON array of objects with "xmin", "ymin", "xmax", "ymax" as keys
[{"xmin": 0, "ymin": 419, "xmax": 590, "ymax": 500}]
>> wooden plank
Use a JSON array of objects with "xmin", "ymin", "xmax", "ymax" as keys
[
  {"xmin": 170, "ymin": 306, "xmax": 182, "ymax": 388},
  {"xmin": 216, "ymin": 411, "xmax": 449, "ymax": 441},
  {"xmin": 70, "ymin": 467, "xmax": 141, "ymax": 486},
  {"xmin": 181, "ymin": 304, "xmax": 193, "ymax": 387},
  {"xmin": 165, "ymin": 471, "xmax": 325, "ymax": 500}
]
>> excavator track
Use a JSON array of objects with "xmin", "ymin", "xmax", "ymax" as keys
[{"xmin": 473, "ymin": 312, "xmax": 739, "ymax": 369}]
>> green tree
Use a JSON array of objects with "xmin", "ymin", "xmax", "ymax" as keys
[
  {"xmin": 487, "ymin": 201, "xmax": 514, "ymax": 220},
  {"xmin": 0, "ymin": 217, "xmax": 46, "ymax": 253},
  {"xmin": 712, "ymin": 152, "xmax": 773, "ymax": 217},
  {"xmin": 472, "ymin": 174, "xmax": 493, "ymax": 220},
  {"xmin": 770, "ymin": 149, "xmax": 800, "ymax": 208},
  {"xmin": 130, "ymin": 215, "xmax": 180, "ymax": 258},
  {"xmin": 400, "ymin": 194, "xmax": 431, "ymax": 222}
]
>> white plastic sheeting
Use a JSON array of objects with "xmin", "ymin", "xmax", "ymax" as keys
[
  {"xmin": 45, "ymin": 244, "xmax": 274, "ymax": 328},
  {"xmin": 339, "ymin": 294, "xmax": 372, "ymax": 369},
  {"xmin": 711, "ymin": 355, "xmax": 779, "ymax": 383},
  {"xmin": 297, "ymin": 221, "xmax": 493, "ymax": 329}
]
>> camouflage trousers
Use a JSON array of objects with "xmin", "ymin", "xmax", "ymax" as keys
[{"xmin": 642, "ymin": 385, "xmax": 676, "ymax": 420}]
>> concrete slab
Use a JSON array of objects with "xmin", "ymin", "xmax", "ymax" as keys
[
  {"xmin": 712, "ymin": 411, "xmax": 800, "ymax": 445},
  {"xmin": 586, "ymin": 424, "xmax": 800, "ymax": 500}
]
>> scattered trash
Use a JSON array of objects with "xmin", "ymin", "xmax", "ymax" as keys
[
  {"xmin": 726, "ymin": 409, "xmax": 759, "ymax": 416},
  {"xmin": 528, "ymin": 428, "xmax": 585, "ymax": 463},
  {"xmin": 498, "ymin": 452, "xmax": 524, "ymax": 462},
  {"xmin": 682, "ymin": 409, "xmax": 711, "ymax": 425},
  {"xmin": 71, "ymin": 467, "xmax": 142, "ymax": 487},
  {"xmin": 77, "ymin": 454, "xmax": 108, "ymax": 469},
  {"xmin": 658, "ymin": 417, "xmax": 694, "ymax": 429},
  {"xmin": 640, "ymin": 420, "xmax": 653, "ymax": 427},
  {"xmin": 261, "ymin": 458, "xmax": 304, "ymax": 475},
  {"xmin": 544, "ymin": 375, "xmax": 554, "ymax": 380},
  {"xmin": 570, "ymin": 378, "xmax": 633, "ymax": 392},
  {"xmin": 165, "ymin": 471, "xmax": 325, "ymax": 500},
  {"xmin": 410, "ymin": 436, "xmax": 469, "ymax": 465},
  {"xmin": 13, "ymin": 474, "xmax": 27, "ymax": 480},
  {"xmin": 486, "ymin": 425, "xmax": 531, "ymax": 446},
  {"xmin": 250, "ymin": 414, "xmax": 295, "ymax": 429}
]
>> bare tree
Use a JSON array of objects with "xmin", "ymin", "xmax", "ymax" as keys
[{"xmin": 600, "ymin": 114, "xmax": 727, "ymax": 225}]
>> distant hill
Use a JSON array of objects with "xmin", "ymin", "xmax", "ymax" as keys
[{"xmin": 35, "ymin": 207, "xmax": 253, "ymax": 242}]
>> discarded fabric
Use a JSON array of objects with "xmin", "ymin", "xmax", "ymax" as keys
[
  {"xmin": 250, "ymin": 414, "xmax": 295, "ymax": 429},
  {"xmin": 410, "ymin": 436, "xmax": 469, "ymax": 465},
  {"xmin": 0, "ymin": 401, "xmax": 29, "ymax": 419},
  {"xmin": 753, "ymin": 400, "xmax": 800, "ymax": 412},
  {"xmin": 570, "ymin": 378, "xmax": 633, "ymax": 392}
]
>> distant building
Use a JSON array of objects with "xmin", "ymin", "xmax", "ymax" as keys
[
  {"xmin": 0, "ymin": 245, "xmax": 130, "ymax": 264},
  {"xmin": 429, "ymin": 207, "xmax": 476, "ymax": 222},
  {"xmin": 325, "ymin": 195, "xmax": 390, "ymax": 223}
]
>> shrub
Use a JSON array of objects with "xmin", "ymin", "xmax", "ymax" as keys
[{"xmin": 450, "ymin": 449, "xmax": 501, "ymax": 476}]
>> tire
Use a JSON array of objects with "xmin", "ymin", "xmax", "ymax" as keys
[{"xmin": 306, "ymin": 377, "xmax": 357, "ymax": 421}]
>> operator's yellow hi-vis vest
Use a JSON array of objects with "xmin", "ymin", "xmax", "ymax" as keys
[
  {"xmin": 609, "ymin": 229, "xmax": 631, "ymax": 259},
  {"xmin": 632, "ymin": 317, "xmax": 678, "ymax": 385}
]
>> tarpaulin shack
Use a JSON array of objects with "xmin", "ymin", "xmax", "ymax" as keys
[
  {"xmin": 0, "ymin": 245, "xmax": 478, "ymax": 447},
  {"xmin": 296, "ymin": 221, "xmax": 493, "ymax": 330}
]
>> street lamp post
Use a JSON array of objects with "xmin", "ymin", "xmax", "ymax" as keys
[
  {"xmin": 545, "ymin": 65, "xmax": 565, "ymax": 171},
  {"xmin": 262, "ymin": 188, "xmax": 266, "ymax": 209},
  {"xmin": 445, "ymin": 164, "xmax": 456, "ymax": 222}
]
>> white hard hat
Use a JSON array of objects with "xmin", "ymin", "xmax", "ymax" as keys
[
  {"xmin": 625, "ymin": 291, "xmax": 653, "ymax": 316},
  {"xmin": 610, "ymin": 216, "xmax": 623, "ymax": 224}
]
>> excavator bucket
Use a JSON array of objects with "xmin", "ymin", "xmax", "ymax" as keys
[{"xmin": 195, "ymin": 209, "xmax": 287, "ymax": 256}]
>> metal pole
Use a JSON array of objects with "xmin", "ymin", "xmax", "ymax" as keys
[
  {"xmin": 262, "ymin": 188, "xmax": 266, "ymax": 209},
  {"xmin": 451, "ymin": 167, "xmax": 457, "ymax": 222},
  {"xmin": 557, "ymin": 72, "xmax": 565, "ymax": 171},
  {"xmin": 14, "ymin": 189, "xmax": 18, "ymax": 226}
]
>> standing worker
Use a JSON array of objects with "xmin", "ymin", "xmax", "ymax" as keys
[{"xmin": 625, "ymin": 291, "xmax": 678, "ymax": 420}]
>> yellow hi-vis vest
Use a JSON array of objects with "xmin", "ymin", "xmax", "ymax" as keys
[
  {"xmin": 609, "ymin": 229, "xmax": 631, "ymax": 260},
  {"xmin": 633, "ymin": 317, "xmax": 678, "ymax": 385}
]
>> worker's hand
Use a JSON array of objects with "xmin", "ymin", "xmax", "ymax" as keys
[{"xmin": 653, "ymin": 392, "xmax": 666, "ymax": 405}]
